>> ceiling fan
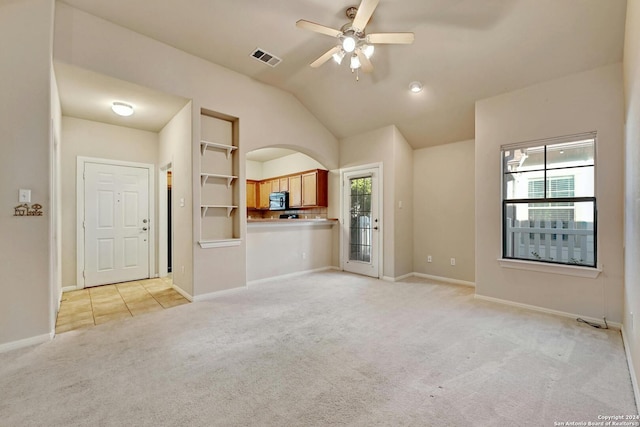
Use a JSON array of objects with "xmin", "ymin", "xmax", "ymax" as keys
[{"xmin": 296, "ymin": 0, "xmax": 414, "ymax": 78}]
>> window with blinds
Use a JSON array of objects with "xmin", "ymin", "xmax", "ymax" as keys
[{"xmin": 501, "ymin": 133, "xmax": 597, "ymax": 267}]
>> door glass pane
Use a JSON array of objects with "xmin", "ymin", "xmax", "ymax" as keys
[{"xmin": 349, "ymin": 177, "xmax": 372, "ymax": 263}]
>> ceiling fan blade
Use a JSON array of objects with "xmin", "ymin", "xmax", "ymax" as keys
[
  {"xmin": 367, "ymin": 32, "xmax": 415, "ymax": 44},
  {"xmin": 356, "ymin": 50, "xmax": 374, "ymax": 73},
  {"xmin": 310, "ymin": 46, "xmax": 341, "ymax": 68},
  {"xmin": 352, "ymin": 0, "xmax": 379, "ymax": 31},
  {"xmin": 296, "ymin": 20, "xmax": 342, "ymax": 38}
]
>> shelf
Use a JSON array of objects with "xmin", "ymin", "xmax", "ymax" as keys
[
  {"xmin": 200, "ymin": 140, "xmax": 238, "ymax": 158},
  {"xmin": 198, "ymin": 239, "xmax": 242, "ymax": 249},
  {"xmin": 200, "ymin": 173, "xmax": 237, "ymax": 188},
  {"xmin": 201, "ymin": 205, "xmax": 238, "ymax": 217}
]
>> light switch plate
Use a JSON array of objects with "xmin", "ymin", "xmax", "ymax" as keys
[{"xmin": 19, "ymin": 189, "xmax": 31, "ymax": 203}]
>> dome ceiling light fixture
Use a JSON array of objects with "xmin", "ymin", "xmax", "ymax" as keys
[
  {"xmin": 296, "ymin": 0, "xmax": 415, "ymax": 81},
  {"xmin": 409, "ymin": 81, "xmax": 423, "ymax": 93},
  {"xmin": 111, "ymin": 101, "xmax": 134, "ymax": 117}
]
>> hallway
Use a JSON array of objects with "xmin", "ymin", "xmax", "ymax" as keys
[{"xmin": 56, "ymin": 277, "xmax": 189, "ymax": 333}]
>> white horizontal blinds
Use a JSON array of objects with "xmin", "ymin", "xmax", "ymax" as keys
[{"xmin": 501, "ymin": 132, "xmax": 596, "ymax": 151}]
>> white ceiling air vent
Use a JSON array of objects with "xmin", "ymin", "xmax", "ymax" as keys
[{"xmin": 250, "ymin": 48, "xmax": 282, "ymax": 67}]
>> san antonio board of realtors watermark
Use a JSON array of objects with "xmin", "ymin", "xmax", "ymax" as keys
[{"xmin": 554, "ymin": 415, "xmax": 640, "ymax": 426}]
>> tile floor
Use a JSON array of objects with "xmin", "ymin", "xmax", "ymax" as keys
[{"xmin": 56, "ymin": 276, "xmax": 189, "ymax": 334}]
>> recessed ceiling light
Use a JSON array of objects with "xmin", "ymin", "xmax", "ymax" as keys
[
  {"xmin": 409, "ymin": 81, "xmax": 423, "ymax": 93},
  {"xmin": 112, "ymin": 102, "xmax": 134, "ymax": 117}
]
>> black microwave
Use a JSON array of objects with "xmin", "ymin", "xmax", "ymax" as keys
[{"xmin": 269, "ymin": 191, "xmax": 289, "ymax": 211}]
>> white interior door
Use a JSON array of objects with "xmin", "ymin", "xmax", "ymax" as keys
[
  {"xmin": 343, "ymin": 168, "xmax": 380, "ymax": 278},
  {"xmin": 84, "ymin": 162, "xmax": 150, "ymax": 287}
]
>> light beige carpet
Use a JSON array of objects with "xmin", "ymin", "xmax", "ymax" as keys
[{"xmin": 0, "ymin": 271, "xmax": 636, "ymax": 426}]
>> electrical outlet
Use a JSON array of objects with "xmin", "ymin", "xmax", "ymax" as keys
[
  {"xmin": 302, "ymin": 252, "xmax": 306, "ymax": 260},
  {"xmin": 450, "ymin": 258, "xmax": 456, "ymax": 266},
  {"xmin": 427, "ymin": 255, "xmax": 432, "ymax": 263}
]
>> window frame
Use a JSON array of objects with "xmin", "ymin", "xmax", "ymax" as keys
[{"xmin": 500, "ymin": 132, "xmax": 598, "ymax": 269}]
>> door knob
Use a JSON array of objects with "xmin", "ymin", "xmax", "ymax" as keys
[
  {"xmin": 373, "ymin": 226, "xmax": 379, "ymax": 230},
  {"xmin": 142, "ymin": 227, "xmax": 148, "ymax": 231},
  {"xmin": 143, "ymin": 219, "xmax": 148, "ymax": 223}
]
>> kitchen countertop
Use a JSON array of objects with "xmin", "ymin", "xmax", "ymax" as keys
[{"xmin": 247, "ymin": 218, "xmax": 339, "ymax": 227}]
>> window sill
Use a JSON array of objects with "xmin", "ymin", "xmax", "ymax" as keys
[{"xmin": 498, "ymin": 258, "xmax": 601, "ymax": 278}]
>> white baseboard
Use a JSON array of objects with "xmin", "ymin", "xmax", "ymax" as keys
[
  {"xmin": 412, "ymin": 272, "xmax": 476, "ymax": 288},
  {"xmin": 247, "ymin": 266, "xmax": 337, "ymax": 286},
  {"xmin": 382, "ymin": 273, "xmax": 414, "ymax": 283},
  {"xmin": 621, "ymin": 326, "xmax": 640, "ymax": 415},
  {"xmin": 474, "ymin": 294, "xmax": 621, "ymax": 329},
  {"xmin": 193, "ymin": 286, "xmax": 247, "ymax": 302},
  {"xmin": 0, "ymin": 332, "xmax": 52, "ymax": 354},
  {"xmin": 62, "ymin": 285, "xmax": 78, "ymax": 293},
  {"xmin": 171, "ymin": 284, "xmax": 193, "ymax": 302}
]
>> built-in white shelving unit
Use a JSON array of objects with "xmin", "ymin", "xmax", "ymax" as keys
[{"xmin": 199, "ymin": 111, "xmax": 240, "ymax": 246}]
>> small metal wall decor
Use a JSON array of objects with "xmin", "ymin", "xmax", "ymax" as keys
[{"xmin": 14, "ymin": 203, "xmax": 43, "ymax": 216}]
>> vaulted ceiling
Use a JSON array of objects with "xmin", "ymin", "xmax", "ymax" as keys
[{"xmin": 58, "ymin": 0, "xmax": 627, "ymax": 149}]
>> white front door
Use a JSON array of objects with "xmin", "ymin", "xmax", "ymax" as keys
[
  {"xmin": 83, "ymin": 162, "xmax": 150, "ymax": 287},
  {"xmin": 343, "ymin": 168, "xmax": 380, "ymax": 278}
]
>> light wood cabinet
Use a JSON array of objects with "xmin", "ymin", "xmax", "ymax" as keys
[
  {"xmin": 246, "ymin": 180, "xmax": 257, "ymax": 209},
  {"xmin": 258, "ymin": 181, "xmax": 271, "ymax": 209},
  {"xmin": 288, "ymin": 175, "xmax": 302, "ymax": 207},
  {"xmin": 279, "ymin": 177, "xmax": 289, "ymax": 192},
  {"xmin": 302, "ymin": 169, "xmax": 328, "ymax": 207},
  {"xmin": 248, "ymin": 169, "xmax": 328, "ymax": 210}
]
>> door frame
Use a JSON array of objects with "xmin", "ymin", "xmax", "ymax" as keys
[
  {"xmin": 339, "ymin": 163, "xmax": 383, "ymax": 278},
  {"xmin": 76, "ymin": 157, "xmax": 155, "ymax": 289},
  {"xmin": 158, "ymin": 162, "xmax": 172, "ymax": 278}
]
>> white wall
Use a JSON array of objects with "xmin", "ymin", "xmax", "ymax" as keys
[
  {"xmin": 476, "ymin": 63, "xmax": 625, "ymax": 322},
  {"xmin": 60, "ymin": 116, "xmax": 160, "ymax": 287},
  {"xmin": 159, "ymin": 102, "xmax": 193, "ymax": 296},
  {"xmin": 247, "ymin": 224, "xmax": 335, "ymax": 282},
  {"xmin": 0, "ymin": 0, "xmax": 54, "ymax": 347},
  {"xmin": 623, "ymin": 0, "xmax": 640, "ymax": 400},
  {"xmin": 53, "ymin": 3, "xmax": 339, "ymax": 297},
  {"xmin": 414, "ymin": 140, "xmax": 475, "ymax": 283}
]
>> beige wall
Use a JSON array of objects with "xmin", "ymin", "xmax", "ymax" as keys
[
  {"xmin": 476, "ymin": 63, "xmax": 625, "ymax": 322},
  {"xmin": 60, "ymin": 116, "xmax": 159, "ymax": 287},
  {"xmin": 0, "ymin": 0, "xmax": 54, "ymax": 347},
  {"xmin": 392, "ymin": 128, "xmax": 414, "ymax": 278},
  {"xmin": 261, "ymin": 153, "xmax": 326, "ymax": 179},
  {"xmin": 159, "ymin": 102, "xmax": 193, "ymax": 296},
  {"xmin": 247, "ymin": 224, "xmax": 335, "ymax": 282},
  {"xmin": 413, "ymin": 140, "xmax": 475, "ymax": 283},
  {"xmin": 246, "ymin": 160, "xmax": 263, "ymax": 181},
  {"xmin": 53, "ymin": 3, "xmax": 340, "ymax": 298},
  {"xmin": 339, "ymin": 125, "xmax": 416, "ymax": 279},
  {"xmin": 340, "ymin": 126, "xmax": 395, "ymax": 278},
  {"xmin": 623, "ymin": 0, "xmax": 640, "ymax": 401}
]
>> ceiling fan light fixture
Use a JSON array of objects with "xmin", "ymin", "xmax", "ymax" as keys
[
  {"xmin": 111, "ymin": 101, "xmax": 134, "ymax": 117},
  {"xmin": 350, "ymin": 54, "xmax": 361, "ymax": 70},
  {"xmin": 332, "ymin": 49, "xmax": 346, "ymax": 64},
  {"xmin": 342, "ymin": 35, "xmax": 357, "ymax": 53},
  {"xmin": 409, "ymin": 81, "xmax": 423, "ymax": 93},
  {"xmin": 363, "ymin": 44, "xmax": 374, "ymax": 59}
]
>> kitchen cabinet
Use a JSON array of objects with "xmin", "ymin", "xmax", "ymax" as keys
[
  {"xmin": 258, "ymin": 181, "xmax": 271, "ymax": 209},
  {"xmin": 279, "ymin": 177, "xmax": 289, "ymax": 192},
  {"xmin": 246, "ymin": 180, "xmax": 257, "ymax": 209},
  {"xmin": 288, "ymin": 175, "xmax": 302, "ymax": 207},
  {"xmin": 302, "ymin": 169, "xmax": 328, "ymax": 207},
  {"xmin": 249, "ymin": 169, "xmax": 328, "ymax": 210}
]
